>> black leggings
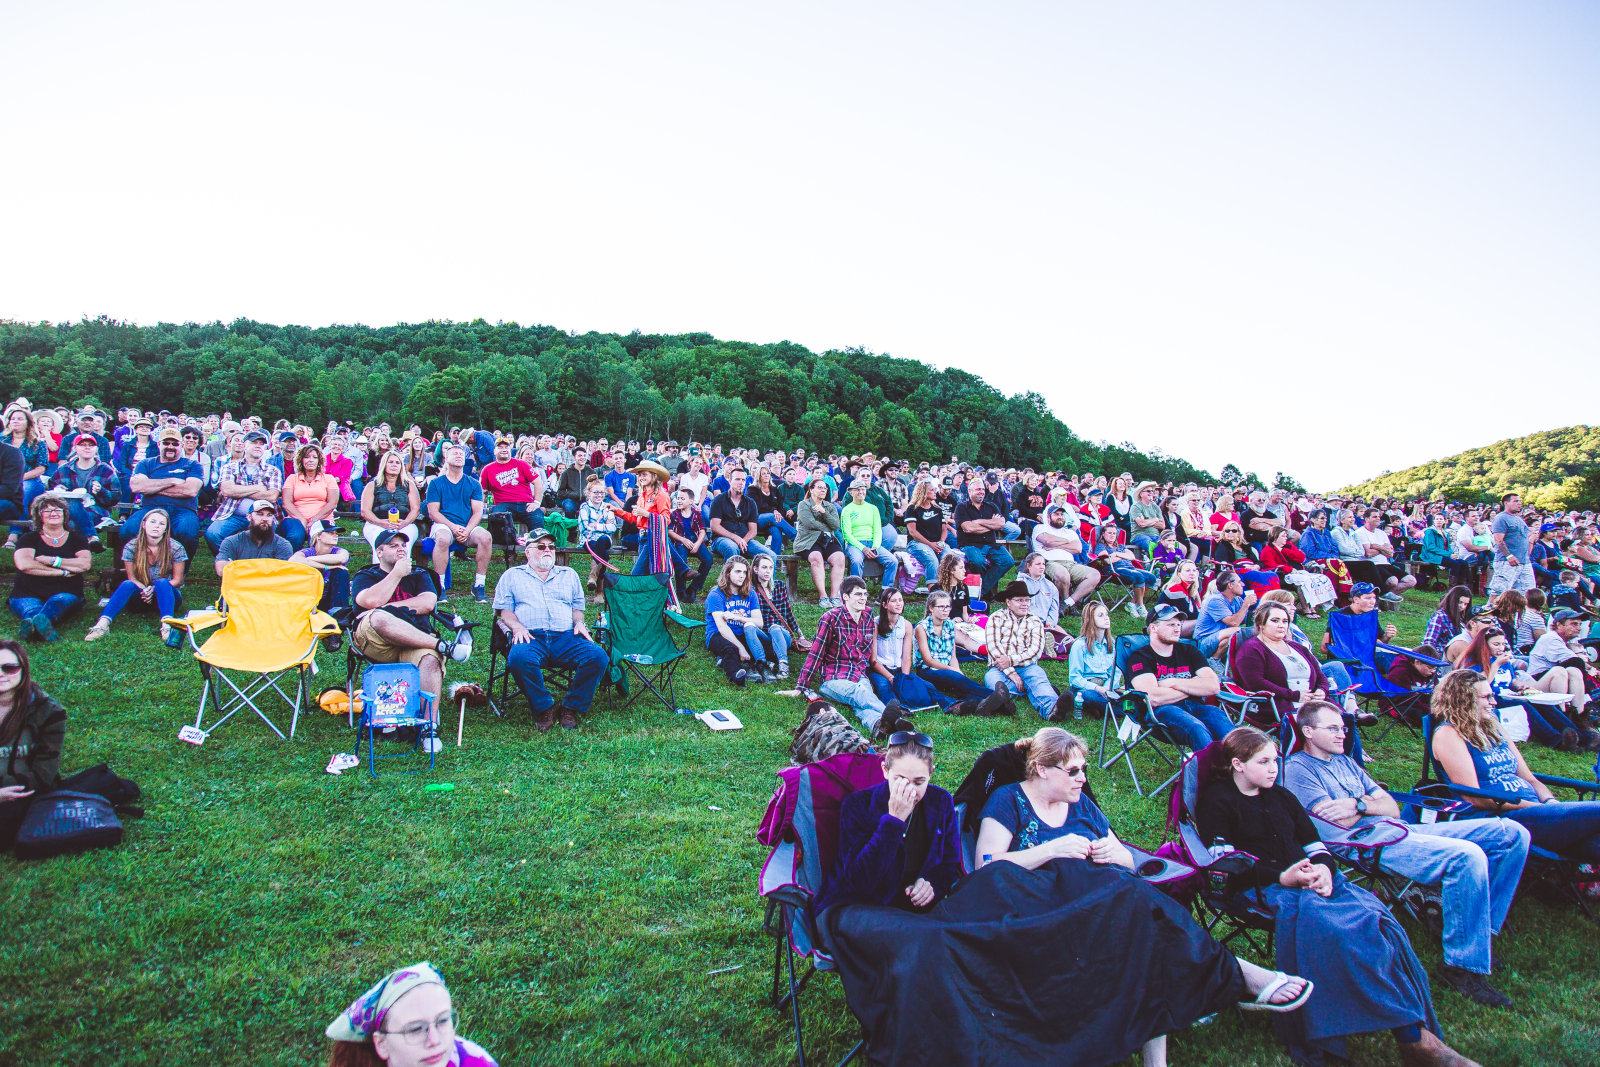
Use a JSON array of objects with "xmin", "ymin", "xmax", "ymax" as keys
[{"xmin": 708, "ymin": 631, "xmax": 776, "ymax": 679}]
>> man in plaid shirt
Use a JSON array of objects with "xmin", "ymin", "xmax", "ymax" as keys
[
  {"xmin": 985, "ymin": 580, "xmax": 1063, "ymax": 718},
  {"xmin": 795, "ymin": 575, "xmax": 910, "ymax": 736},
  {"xmin": 204, "ymin": 429, "xmax": 285, "ymax": 551}
]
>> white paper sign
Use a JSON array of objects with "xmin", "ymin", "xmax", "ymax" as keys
[
  {"xmin": 1116, "ymin": 716, "xmax": 1142, "ymax": 745},
  {"xmin": 1419, "ymin": 807, "xmax": 1439, "ymax": 825},
  {"xmin": 177, "ymin": 724, "xmax": 207, "ymax": 746}
]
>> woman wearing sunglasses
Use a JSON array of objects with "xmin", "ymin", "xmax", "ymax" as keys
[
  {"xmin": 324, "ymin": 961, "xmax": 497, "ymax": 1067},
  {"xmin": 819, "ymin": 728, "xmax": 1310, "ymax": 1067},
  {"xmin": 0, "ymin": 640, "xmax": 66, "ymax": 850}
]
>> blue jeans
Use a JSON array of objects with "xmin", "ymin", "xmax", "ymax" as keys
[
  {"xmin": 205, "ymin": 513, "xmax": 249, "ymax": 552},
  {"xmin": 559, "ymin": 498, "xmax": 579, "ymax": 519},
  {"xmin": 10, "ymin": 477, "xmax": 48, "ymax": 536},
  {"xmin": 631, "ymin": 530, "xmax": 691, "ymax": 578},
  {"xmin": 1506, "ymin": 801, "xmax": 1600, "ymax": 864},
  {"xmin": 713, "ymin": 536, "xmax": 778, "ymax": 564},
  {"xmin": 758, "ymin": 513, "xmax": 796, "ymax": 554},
  {"xmin": 0, "ymin": 500, "xmax": 22, "ymax": 527},
  {"xmin": 102, "ymin": 579, "xmax": 181, "ymax": 622},
  {"xmin": 1151, "ymin": 697, "xmax": 1233, "ymax": 751},
  {"xmin": 490, "ymin": 501, "xmax": 545, "ymax": 530},
  {"xmin": 746, "ymin": 624, "xmax": 790, "ymax": 665},
  {"xmin": 1507, "ymin": 696, "xmax": 1579, "ymax": 749},
  {"xmin": 985, "ymin": 662, "xmax": 1059, "ymax": 717},
  {"xmin": 505, "ymin": 629, "xmax": 610, "ymax": 715},
  {"xmin": 9, "ymin": 593, "xmax": 83, "ymax": 624},
  {"xmin": 844, "ymin": 543, "xmax": 898, "ymax": 589},
  {"xmin": 1320, "ymin": 660, "xmax": 1353, "ymax": 692},
  {"xmin": 818, "ymin": 675, "xmax": 886, "ymax": 732},
  {"xmin": 65, "ymin": 499, "xmax": 111, "ymax": 541},
  {"xmin": 118, "ymin": 505, "xmax": 201, "ymax": 556},
  {"xmin": 881, "ymin": 523, "xmax": 904, "ymax": 552},
  {"xmin": 962, "ymin": 544, "xmax": 1016, "ymax": 600},
  {"xmin": 1070, "ymin": 685, "xmax": 1114, "ymax": 718},
  {"xmin": 1110, "ymin": 562, "xmax": 1161, "ymax": 587},
  {"xmin": 318, "ymin": 568, "xmax": 351, "ymax": 612},
  {"xmin": 1379, "ymin": 818, "xmax": 1530, "ymax": 973},
  {"xmin": 279, "ymin": 517, "xmax": 310, "ymax": 551},
  {"xmin": 917, "ymin": 665, "xmax": 990, "ymax": 703},
  {"xmin": 870, "ymin": 671, "xmax": 950, "ymax": 709},
  {"xmin": 904, "ymin": 540, "xmax": 941, "ymax": 583},
  {"xmin": 1131, "ymin": 532, "xmax": 1159, "ymax": 552}
]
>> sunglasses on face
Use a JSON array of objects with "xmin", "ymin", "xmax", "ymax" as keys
[{"xmin": 0, "ymin": 662, "xmax": 22, "ymax": 675}]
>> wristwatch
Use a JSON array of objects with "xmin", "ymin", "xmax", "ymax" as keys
[{"xmin": 1356, "ymin": 798, "xmax": 1368, "ymax": 815}]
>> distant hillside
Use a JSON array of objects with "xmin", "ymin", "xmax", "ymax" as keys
[{"xmin": 1339, "ymin": 425, "xmax": 1600, "ymax": 509}]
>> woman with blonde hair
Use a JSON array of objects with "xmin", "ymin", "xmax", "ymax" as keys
[
  {"xmin": 359, "ymin": 450, "xmax": 421, "ymax": 554},
  {"xmin": 1429, "ymin": 668, "xmax": 1600, "ymax": 862},
  {"xmin": 3, "ymin": 405, "xmax": 49, "ymax": 548},
  {"xmin": 84, "ymin": 508, "xmax": 188, "ymax": 645}
]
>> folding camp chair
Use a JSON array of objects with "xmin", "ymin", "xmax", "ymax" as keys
[
  {"xmin": 1403, "ymin": 714, "xmax": 1600, "ymax": 922},
  {"xmin": 758, "ymin": 753, "xmax": 885, "ymax": 1067},
  {"xmin": 166, "ymin": 558, "xmax": 341, "ymax": 740},
  {"xmin": 600, "ymin": 571, "xmax": 702, "ymax": 715},
  {"xmin": 354, "ymin": 661, "xmax": 437, "ymax": 777},
  {"xmin": 1324, "ymin": 609, "xmax": 1446, "ymax": 741},
  {"xmin": 482, "ymin": 618, "xmax": 584, "ymax": 717}
]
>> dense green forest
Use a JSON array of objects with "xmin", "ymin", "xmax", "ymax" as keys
[
  {"xmin": 1338, "ymin": 425, "xmax": 1600, "ymax": 510},
  {"xmin": 0, "ymin": 317, "xmax": 1211, "ymax": 480}
]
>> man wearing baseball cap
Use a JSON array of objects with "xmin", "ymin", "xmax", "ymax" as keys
[
  {"xmin": 213, "ymin": 500, "xmax": 293, "ymax": 577},
  {"xmin": 1124, "ymin": 602, "xmax": 1232, "ymax": 751},
  {"xmin": 1527, "ymin": 609, "xmax": 1595, "ymax": 727},
  {"xmin": 493, "ymin": 527, "xmax": 609, "ymax": 733},
  {"xmin": 117, "ymin": 426, "xmax": 204, "ymax": 555},
  {"xmin": 352, "ymin": 527, "xmax": 472, "ymax": 752},
  {"xmin": 205, "ymin": 428, "xmax": 285, "ymax": 552}
]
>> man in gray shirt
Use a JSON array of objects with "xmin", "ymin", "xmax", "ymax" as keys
[
  {"xmin": 1283, "ymin": 701, "xmax": 1528, "ymax": 1008},
  {"xmin": 1488, "ymin": 492, "xmax": 1534, "ymax": 596},
  {"xmin": 214, "ymin": 500, "xmax": 294, "ymax": 577},
  {"xmin": 493, "ymin": 527, "xmax": 609, "ymax": 733}
]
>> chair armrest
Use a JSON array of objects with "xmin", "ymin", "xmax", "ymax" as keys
[
  {"xmin": 1378, "ymin": 642, "xmax": 1449, "ymax": 667},
  {"xmin": 1387, "ymin": 789, "xmax": 1475, "ymax": 816},
  {"xmin": 1534, "ymin": 773, "xmax": 1600, "ymax": 799},
  {"xmin": 1311, "ymin": 812, "xmax": 1408, "ymax": 851},
  {"xmin": 310, "ymin": 611, "xmax": 341, "ymax": 637},
  {"xmin": 165, "ymin": 610, "xmax": 225, "ymax": 633},
  {"xmin": 664, "ymin": 610, "xmax": 704, "ymax": 629},
  {"xmin": 1421, "ymin": 780, "xmax": 1525, "ymax": 810}
]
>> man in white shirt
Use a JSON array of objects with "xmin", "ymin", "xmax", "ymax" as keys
[
  {"xmin": 1029, "ymin": 505, "xmax": 1099, "ymax": 614},
  {"xmin": 1527, "ymin": 609, "xmax": 1593, "ymax": 721}
]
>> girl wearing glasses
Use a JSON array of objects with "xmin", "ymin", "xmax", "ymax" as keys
[
  {"xmin": 0, "ymin": 640, "xmax": 65, "ymax": 850},
  {"xmin": 325, "ymin": 961, "xmax": 497, "ymax": 1067}
]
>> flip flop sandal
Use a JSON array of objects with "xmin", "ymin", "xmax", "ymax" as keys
[{"xmin": 1239, "ymin": 972, "xmax": 1314, "ymax": 1013}]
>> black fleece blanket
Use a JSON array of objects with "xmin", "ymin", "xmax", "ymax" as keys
[{"xmin": 818, "ymin": 857, "xmax": 1246, "ymax": 1067}]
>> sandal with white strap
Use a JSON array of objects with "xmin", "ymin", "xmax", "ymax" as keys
[{"xmin": 1239, "ymin": 971, "xmax": 1314, "ymax": 1013}]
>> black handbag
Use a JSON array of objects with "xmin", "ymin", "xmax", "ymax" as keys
[{"xmin": 13, "ymin": 791, "xmax": 124, "ymax": 860}]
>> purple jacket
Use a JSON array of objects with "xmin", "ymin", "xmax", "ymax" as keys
[
  {"xmin": 1233, "ymin": 636, "xmax": 1329, "ymax": 720},
  {"xmin": 818, "ymin": 782, "xmax": 963, "ymax": 913}
]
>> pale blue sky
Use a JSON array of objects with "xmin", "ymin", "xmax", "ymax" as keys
[{"xmin": 2, "ymin": 1, "xmax": 1596, "ymax": 487}]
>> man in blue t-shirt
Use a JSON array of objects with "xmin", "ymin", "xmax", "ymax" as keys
[
  {"xmin": 117, "ymin": 427, "xmax": 204, "ymax": 554},
  {"xmin": 602, "ymin": 451, "xmax": 636, "ymax": 509},
  {"xmin": 424, "ymin": 441, "xmax": 492, "ymax": 602},
  {"xmin": 1193, "ymin": 569, "xmax": 1256, "ymax": 658},
  {"xmin": 1488, "ymin": 492, "xmax": 1534, "ymax": 596}
]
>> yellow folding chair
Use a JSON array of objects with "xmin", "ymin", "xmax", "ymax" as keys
[{"xmin": 165, "ymin": 558, "xmax": 341, "ymax": 740}]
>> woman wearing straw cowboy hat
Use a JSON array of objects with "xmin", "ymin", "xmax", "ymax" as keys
[{"xmin": 606, "ymin": 458, "xmax": 687, "ymax": 602}]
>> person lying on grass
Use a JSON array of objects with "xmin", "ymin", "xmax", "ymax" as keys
[{"xmin": 325, "ymin": 960, "xmax": 497, "ymax": 1067}]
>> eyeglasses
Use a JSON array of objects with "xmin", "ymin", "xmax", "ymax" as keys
[
  {"xmin": 0, "ymin": 662, "xmax": 21, "ymax": 675},
  {"xmin": 887, "ymin": 731, "xmax": 933, "ymax": 748},
  {"xmin": 381, "ymin": 1010, "xmax": 457, "ymax": 1045},
  {"xmin": 1310, "ymin": 722, "xmax": 1347, "ymax": 734}
]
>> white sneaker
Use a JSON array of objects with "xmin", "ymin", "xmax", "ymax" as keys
[{"xmin": 421, "ymin": 735, "xmax": 443, "ymax": 754}]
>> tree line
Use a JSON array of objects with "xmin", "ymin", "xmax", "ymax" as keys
[
  {"xmin": 0, "ymin": 317, "xmax": 1214, "ymax": 481},
  {"xmin": 1337, "ymin": 424, "xmax": 1600, "ymax": 510}
]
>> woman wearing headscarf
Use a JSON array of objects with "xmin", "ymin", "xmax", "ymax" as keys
[{"xmin": 323, "ymin": 961, "xmax": 497, "ymax": 1067}]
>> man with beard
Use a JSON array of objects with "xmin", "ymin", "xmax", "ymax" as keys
[
  {"xmin": 214, "ymin": 500, "xmax": 294, "ymax": 577},
  {"xmin": 117, "ymin": 427, "xmax": 204, "ymax": 555}
]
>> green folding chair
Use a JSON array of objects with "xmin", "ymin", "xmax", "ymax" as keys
[{"xmin": 601, "ymin": 571, "xmax": 703, "ymax": 715}]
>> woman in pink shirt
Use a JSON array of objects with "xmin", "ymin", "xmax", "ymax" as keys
[
  {"xmin": 280, "ymin": 442, "xmax": 341, "ymax": 550},
  {"xmin": 323, "ymin": 436, "xmax": 356, "ymax": 503}
]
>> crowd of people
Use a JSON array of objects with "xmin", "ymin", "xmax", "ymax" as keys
[{"xmin": 4, "ymin": 396, "xmax": 1600, "ymax": 1066}]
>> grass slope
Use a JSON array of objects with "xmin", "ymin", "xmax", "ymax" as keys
[{"xmin": 3, "ymin": 554, "xmax": 1599, "ymax": 1067}]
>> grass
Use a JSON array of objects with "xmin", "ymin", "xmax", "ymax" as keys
[{"xmin": 3, "ymin": 549, "xmax": 1600, "ymax": 1067}]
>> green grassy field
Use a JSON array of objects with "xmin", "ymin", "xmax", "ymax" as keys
[{"xmin": 3, "ymin": 550, "xmax": 1599, "ymax": 1067}]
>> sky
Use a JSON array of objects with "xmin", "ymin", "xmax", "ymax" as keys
[{"xmin": 2, "ymin": 1, "xmax": 1596, "ymax": 489}]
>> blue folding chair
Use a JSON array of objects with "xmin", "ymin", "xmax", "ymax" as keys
[
  {"xmin": 1324, "ymin": 609, "xmax": 1446, "ymax": 740},
  {"xmin": 1398, "ymin": 714, "xmax": 1600, "ymax": 922},
  {"xmin": 354, "ymin": 662, "xmax": 437, "ymax": 778}
]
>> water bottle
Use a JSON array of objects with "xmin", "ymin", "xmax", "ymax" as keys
[
  {"xmin": 1207, "ymin": 837, "xmax": 1233, "ymax": 897},
  {"xmin": 388, "ymin": 505, "xmax": 400, "ymax": 525},
  {"xmin": 1073, "ymin": 690, "xmax": 1084, "ymax": 720}
]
